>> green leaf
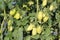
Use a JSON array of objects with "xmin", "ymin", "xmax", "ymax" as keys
[
  {"xmin": 46, "ymin": 35, "xmax": 55, "ymax": 40},
  {"xmin": 21, "ymin": 16, "xmax": 29, "ymax": 25},
  {"xmin": 13, "ymin": 27, "xmax": 23, "ymax": 40},
  {"xmin": 7, "ymin": 32, "xmax": 12, "ymax": 39},
  {"xmin": 4, "ymin": 37, "xmax": 9, "ymax": 40},
  {"xmin": 44, "ymin": 27, "xmax": 51, "ymax": 36},
  {"xmin": 40, "ymin": 27, "xmax": 51, "ymax": 40},
  {"xmin": 16, "ymin": 20, "xmax": 22, "ymax": 26},
  {"xmin": 29, "ymin": 13, "xmax": 35, "ymax": 17},
  {"xmin": 7, "ymin": 0, "xmax": 14, "ymax": 9},
  {"xmin": 31, "ymin": 34, "xmax": 40, "ymax": 39},
  {"xmin": 0, "ymin": 0, "xmax": 5, "ymax": 10},
  {"xmin": 48, "ymin": 16, "xmax": 52, "ymax": 27},
  {"xmin": 25, "ymin": 35, "xmax": 31, "ymax": 40},
  {"xmin": 59, "ymin": 22, "xmax": 60, "ymax": 28},
  {"xmin": 8, "ymin": 2, "xmax": 14, "ymax": 9},
  {"xmin": 55, "ymin": 13, "xmax": 60, "ymax": 22}
]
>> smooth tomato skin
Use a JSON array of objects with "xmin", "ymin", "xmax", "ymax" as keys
[
  {"xmin": 27, "ymin": 23, "xmax": 35, "ymax": 31},
  {"xmin": 10, "ymin": 8, "xmax": 16, "ymax": 16},
  {"xmin": 36, "ymin": 26, "xmax": 43, "ymax": 34},
  {"xmin": 43, "ymin": 16, "xmax": 49, "ymax": 22},
  {"xmin": 14, "ymin": 12, "xmax": 20, "ymax": 19},
  {"xmin": 32, "ymin": 27, "xmax": 37, "ymax": 35},
  {"xmin": 37, "ymin": 11, "xmax": 43, "ymax": 21},
  {"xmin": 28, "ymin": 1, "xmax": 34, "ymax": 6},
  {"xmin": 42, "ymin": 0, "xmax": 47, "ymax": 7},
  {"xmin": 8, "ymin": 20, "xmax": 13, "ymax": 26},
  {"xmin": 8, "ymin": 26, "xmax": 13, "ymax": 31},
  {"xmin": 49, "ymin": 5, "xmax": 54, "ymax": 11}
]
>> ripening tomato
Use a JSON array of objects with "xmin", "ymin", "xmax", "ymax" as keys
[
  {"xmin": 43, "ymin": 16, "xmax": 49, "ymax": 22},
  {"xmin": 36, "ymin": 25, "xmax": 43, "ymax": 34},
  {"xmin": 8, "ymin": 20, "xmax": 13, "ymax": 26},
  {"xmin": 14, "ymin": 12, "xmax": 21, "ymax": 19},
  {"xmin": 10, "ymin": 8, "xmax": 16, "ymax": 16},
  {"xmin": 23, "ymin": 4, "xmax": 27, "ymax": 8},
  {"xmin": 28, "ymin": 1, "xmax": 34, "ymax": 6},
  {"xmin": 27, "ymin": 23, "xmax": 35, "ymax": 31},
  {"xmin": 42, "ymin": 0, "xmax": 47, "ymax": 7},
  {"xmin": 49, "ymin": 4, "xmax": 54, "ymax": 11},
  {"xmin": 37, "ymin": 11, "xmax": 43, "ymax": 21},
  {"xmin": 8, "ymin": 26, "xmax": 13, "ymax": 31},
  {"xmin": 32, "ymin": 27, "xmax": 37, "ymax": 35}
]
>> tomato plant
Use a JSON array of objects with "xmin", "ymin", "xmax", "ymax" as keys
[{"xmin": 0, "ymin": 0, "xmax": 60, "ymax": 40}]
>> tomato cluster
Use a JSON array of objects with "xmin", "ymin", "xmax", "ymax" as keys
[{"xmin": 0, "ymin": 0, "xmax": 60, "ymax": 40}]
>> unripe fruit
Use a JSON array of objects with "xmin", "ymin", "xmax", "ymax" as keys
[
  {"xmin": 43, "ymin": 16, "xmax": 49, "ymax": 22},
  {"xmin": 14, "ymin": 12, "xmax": 20, "ymax": 19},
  {"xmin": 32, "ymin": 27, "xmax": 37, "ymax": 35},
  {"xmin": 8, "ymin": 26, "xmax": 13, "ymax": 31},
  {"xmin": 36, "ymin": 26, "xmax": 43, "ymax": 34},
  {"xmin": 42, "ymin": 0, "xmax": 47, "ymax": 7},
  {"xmin": 27, "ymin": 23, "xmax": 35, "ymax": 31},
  {"xmin": 37, "ymin": 11, "xmax": 43, "ymax": 21},
  {"xmin": 10, "ymin": 8, "xmax": 16, "ymax": 16},
  {"xmin": 8, "ymin": 20, "xmax": 13, "ymax": 26}
]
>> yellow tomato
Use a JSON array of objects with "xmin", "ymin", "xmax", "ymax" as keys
[
  {"xmin": 43, "ymin": 13, "xmax": 46, "ymax": 18},
  {"xmin": 36, "ymin": 26, "xmax": 43, "ymax": 34},
  {"xmin": 32, "ymin": 27, "xmax": 37, "ymax": 35},
  {"xmin": 10, "ymin": 8, "xmax": 16, "ymax": 16},
  {"xmin": 28, "ymin": 1, "xmax": 34, "ymax": 6},
  {"xmin": 27, "ymin": 23, "xmax": 35, "ymax": 31},
  {"xmin": 14, "ymin": 12, "xmax": 20, "ymax": 19},
  {"xmin": 42, "ymin": 0, "xmax": 47, "ymax": 7},
  {"xmin": 43, "ymin": 16, "xmax": 49, "ymax": 22},
  {"xmin": 37, "ymin": 11, "xmax": 43, "ymax": 21},
  {"xmin": 8, "ymin": 26, "xmax": 13, "ymax": 31},
  {"xmin": 23, "ymin": 4, "xmax": 27, "ymax": 7},
  {"xmin": 49, "ymin": 5, "xmax": 54, "ymax": 11},
  {"xmin": 8, "ymin": 20, "xmax": 13, "ymax": 26}
]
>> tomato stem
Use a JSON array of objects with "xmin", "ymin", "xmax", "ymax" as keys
[{"xmin": 37, "ymin": 0, "xmax": 39, "ymax": 14}]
